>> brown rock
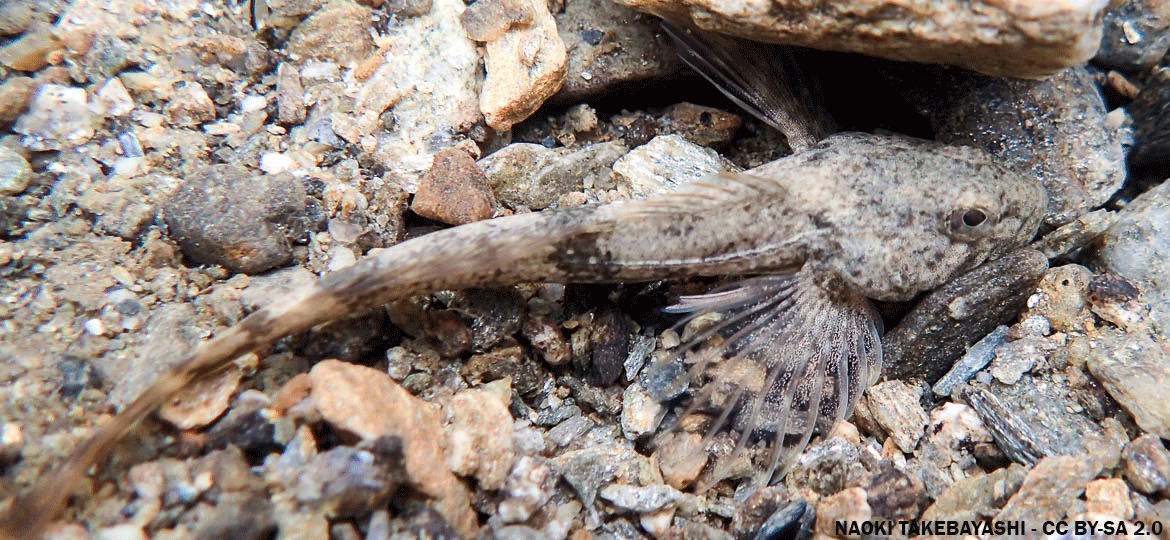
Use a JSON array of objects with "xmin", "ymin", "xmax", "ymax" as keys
[
  {"xmin": 159, "ymin": 355, "xmax": 254, "ymax": 430},
  {"xmin": 1084, "ymin": 478, "xmax": 1133, "ymax": 519},
  {"xmin": 862, "ymin": 380, "xmax": 928, "ymax": 453},
  {"xmin": 618, "ymin": 0, "xmax": 1109, "ymax": 78},
  {"xmin": 0, "ymin": 26, "xmax": 61, "ymax": 72},
  {"xmin": 286, "ymin": 0, "xmax": 375, "ymax": 64},
  {"xmin": 411, "ymin": 148, "xmax": 497, "ymax": 225},
  {"xmin": 460, "ymin": 0, "xmax": 533, "ymax": 42},
  {"xmin": 165, "ymin": 81, "xmax": 216, "ymax": 127},
  {"xmin": 0, "ymin": 76, "xmax": 37, "ymax": 124},
  {"xmin": 479, "ymin": 0, "xmax": 566, "ymax": 130},
  {"xmin": 1123, "ymin": 435, "xmax": 1170, "ymax": 496},
  {"xmin": 815, "ymin": 487, "xmax": 871, "ymax": 538},
  {"xmin": 444, "ymin": 387, "xmax": 515, "ymax": 489},
  {"xmin": 308, "ymin": 360, "xmax": 477, "ymax": 536},
  {"xmin": 654, "ymin": 431, "xmax": 707, "ymax": 489},
  {"xmin": 995, "ymin": 455, "xmax": 1107, "ymax": 523}
]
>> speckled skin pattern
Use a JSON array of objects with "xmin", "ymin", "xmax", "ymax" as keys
[{"xmin": 0, "ymin": 132, "xmax": 1045, "ymax": 538}]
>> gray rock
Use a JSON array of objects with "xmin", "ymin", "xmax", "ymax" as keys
[
  {"xmin": 294, "ymin": 443, "xmax": 405, "ymax": 517},
  {"xmin": 192, "ymin": 492, "xmax": 276, "ymax": 540},
  {"xmin": 480, "ymin": 141, "xmax": 628, "ymax": 210},
  {"xmin": 1087, "ymin": 329, "xmax": 1170, "ymax": 439},
  {"xmin": 923, "ymin": 463, "xmax": 1027, "ymax": 521},
  {"xmin": 276, "ymin": 62, "xmax": 306, "ymax": 125},
  {"xmin": 546, "ymin": 414, "xmax": 592, "ymax": 447},
  {"xmin": 883, "ymin": 249, "xmax": 1049, "ymax": 383},
  {"xmin": 494, "ymin": 525, "xmax": 547, "ymax": 540},
  {"xmin": 164, "ymin": 165, "xmax": 308, "ymax": 274},
  {"xmin": 1091, "ymin": 177, "xmax": 1170, "ymax": 334},
  {"xmin": 285, "ymin": 0, "xmax": 375, "ymax": 64},
  {"xmin": 611, "ymin": 134, "xmax": 740, "ymax": 197},
  {"xmin": 0, "ymin": 146, "xmax": 30, "ymax": 195},
  {"xmin": 933, "ymin": 325, "xmax": 1007, "ymax": 397},
  {"xmin": 598, "ymin": 483, "xmax": 684, "ymax": 512},
  {"xmin": 14, "ymin": 84, "xmax": 99, "ymax": 151},
  {"xmin": 933, "ymin": 67, "xmax": 1126, "ymax": 227},
  {"xmin": 1123, "ymin": 434, "xmax": 1170, "ymax": 496},
  {"xmin": 552, "ymin": 0, "xmax": 686, "ymax": 102},
  {"xmin": 614, "ymin": 0, "xmax": 1107, "ymax": 78},
  {"xmin": 1094, "ymin": 0, "xmax": 1170, "ymax": 71},
  {"xmin": 551, "ymin": 445, "xmax": 662, "ymax": 506},
  {"xmin": 1127, "ymin": 68, "xmax": 1170, "ymax": 167},
  {"xmin": 989, "ymin": 336, "xmax": 1055, "ymax": 385}
]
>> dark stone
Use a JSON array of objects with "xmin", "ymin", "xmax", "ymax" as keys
[
  {"xmin": 56, "ymin": 355, "xmax": 104, "ymax": 400},
  {"xmin": 1127, "ymin": 67, "xmax": 1170, "ymax": 168},
  {"xmin": 1094, "ymin": 0, "xmax": 1170, "ymax": 71},
  {"xmin": 193, "ymin": 492, "xmax": 276, "ymax": 540},
  {"xmin": 552, "ymin": 0, "xmax": 687, "ymax": 102},
  {"xmin": 164, "ymin": 165, "xmax": 308, "ymax": 274},
  {"xmin": 883, "ymin": 249, "xmax": 1049, "ymax": 383}
]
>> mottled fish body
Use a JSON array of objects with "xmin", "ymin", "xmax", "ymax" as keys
[{"xmin": 1, "ymin": 132, "xmax": 1043, "ymax": 538}]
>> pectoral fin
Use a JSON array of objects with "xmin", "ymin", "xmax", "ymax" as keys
[{"xmin": 648, "ymin": 267, "xmax": 882, "ymax": 490}]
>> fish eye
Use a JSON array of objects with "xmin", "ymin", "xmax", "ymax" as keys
[{"xmin": 947, "ymin": 206, "xmax": 997, "ymax": 238}]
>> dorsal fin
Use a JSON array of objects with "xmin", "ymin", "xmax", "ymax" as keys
[
  {"xmin": 612, "ymin": 172, "xmax": 788, "ymax": 219},
  {"xmin": 661, "ymin": 22, "xmax": 834, "ymax": 152}
]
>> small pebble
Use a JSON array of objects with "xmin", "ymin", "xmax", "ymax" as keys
[
  {"xmin": 1123, "ymin": 435, "xmax": 1170, "ymax": 496},
  {"xmin": 0, "ymin": 145, "xmax": 31, "ymax": 195},
  {"xmin": 412, "ymin": 148, "xmax": 497, "ymax": 225},
  {"xmin": 863, "ymin": 380, "xmax": 928, "ymax": 453}
]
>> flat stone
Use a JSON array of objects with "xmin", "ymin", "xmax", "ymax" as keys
[
  {"xmin": 611, "ymin": 134, "xmax": 740, "ymax": 197},
  {"xmin": 158, "ymin": 355, "xmax": 253, "ymax": 430},
  {"xmin": 923, "ymin": 463, "xmax": 1027, "ymax": 521},
  {"xmin": 598, "ymin": 483, "xmax": 684, "ymax": 512},
  {"xmin": 862, "ymin": 380, "xmax": 928, "ymax": 453},
  {"xmin": 478, "ymin": 0, "xmax": 566, "ymax": 130},
  {"xmin": 0, "ymin": 26, "xmax": 61, "ymax": 72},
  {"xmin": 308, "ymin": 359, "xmax": 477, "ymax": 536},
  {"xmin": 480, "ymin": 141, "xmax": 627, "ymax": 210},
  {"xmin": 883, "ymin": 249, "xmax": 1049, "ymax": 383},
  {"xmin": 286, "ymin": 0, "xmax": 375, "ymax": 64},
  {"xmin": 1090, "ymin": 177, "xmax": 1170, "ymax": 335},
  {"xmin": 616, "ymin": 0, "xmax": 1109, "ymax": 78},
  {"xmin": 164, "ymin": 165, "xmax": 308, "ymax": 275},
  {"xmin": 1087, "ymin": 329, "xmax": 1170, "ymax": 439},
  {"xmin": 995, "ymin": 455, "xmax": 1106, "ymax": 523},
  {"xmin": 14, "ymin": 84, "xmax": 98, "ymax": 151},
  {"xmin": 552, "ymin": 0, "xmax": 686, "ymax": 102},
  {"xmin": 412, "ymin": 148, "xmax": 497, "ymax": 225}
]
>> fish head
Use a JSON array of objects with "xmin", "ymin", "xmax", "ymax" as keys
[{"xmin": 808, "ymin": 134, "xmax": 1046, "ymax": 301}]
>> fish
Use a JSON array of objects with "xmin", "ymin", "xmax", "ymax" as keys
[
  {"xmin": 0, "ymin": 26, "xmax": 1047, "ymax": 540},
  {"xmin": 0, "ymin": 130, "xmax": 1044, "ymax": 538}
]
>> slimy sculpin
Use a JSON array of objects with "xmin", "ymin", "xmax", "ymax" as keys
[{"xmin": 2, "ymin": 131, "xmax": 1044, "ymax": 537}]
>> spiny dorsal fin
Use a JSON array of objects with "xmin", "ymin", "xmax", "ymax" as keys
[
  {"xmin": 613, "ymin": 172, "xmax": 788, "ymax": 219},
  {"xmin": 661, "ymin": 23, "xmax": 834, "ymax": 152}
]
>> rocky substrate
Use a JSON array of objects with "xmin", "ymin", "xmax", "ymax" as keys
[{"xmin": 1, "ymin": 0, "xmax": 1169, "ymax": 538}]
